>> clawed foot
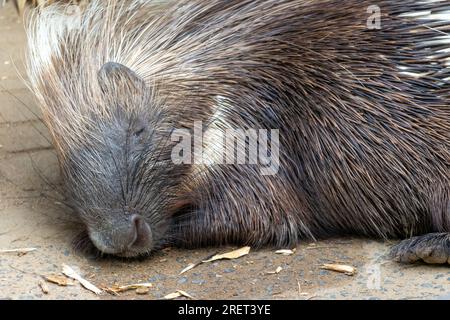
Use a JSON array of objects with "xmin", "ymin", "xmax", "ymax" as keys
[{"xmin": 389, "ymin": 233, "xmax": 450, "ymax": 265}]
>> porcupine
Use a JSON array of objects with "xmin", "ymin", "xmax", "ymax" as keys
[{"xmin": 25, "ymin": 0, "xmax": 450, "ymax": 262}]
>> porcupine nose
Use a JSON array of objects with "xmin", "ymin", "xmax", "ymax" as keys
[
  {"xmin": 128, "ymin": 214, "xmax": 153, "ymax": 250},
  {"xmin": 90, "ymin": 214, "xmax": 153, "ymax": 256}
]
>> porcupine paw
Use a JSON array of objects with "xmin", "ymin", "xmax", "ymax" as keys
[{"xmin": 389, "ymin": 233, "xmax": 450, "ymax": 264}]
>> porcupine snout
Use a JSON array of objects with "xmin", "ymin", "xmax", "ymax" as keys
[{"xmin": 88, "ymin": 213, "xmax": 153, "ymax": 257}]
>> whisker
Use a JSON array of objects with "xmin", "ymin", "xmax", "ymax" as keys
[{"xmin": 0, "ymin": 83, "xmax": 53, "ymax": 146}]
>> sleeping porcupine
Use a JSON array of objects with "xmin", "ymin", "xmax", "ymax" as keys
[{"xmin": 25, "ymin": 0, "xmax": 450, "ymax": 263}]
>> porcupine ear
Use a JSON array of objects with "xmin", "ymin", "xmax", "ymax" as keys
[{"xmin": 97, "ymin": 62, "xmax": 148, "ymax": 105}]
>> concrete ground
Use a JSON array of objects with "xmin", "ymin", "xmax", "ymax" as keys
[{"xmin": 0, "ymin": 2, "xmax": 449, "ymax": 300}]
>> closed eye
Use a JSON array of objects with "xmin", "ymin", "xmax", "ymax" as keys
[{"xmin": 134, "ymin": 128, "xmax": 145, "ymax": 137}]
